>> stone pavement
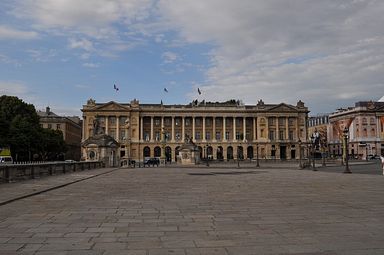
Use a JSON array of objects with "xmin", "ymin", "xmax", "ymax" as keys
[{"xmin": 0, "ymin": 162, "xmax": 383, "ymax": 255}]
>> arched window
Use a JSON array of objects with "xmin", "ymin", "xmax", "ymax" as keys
[
  {"xmin": 154, "ymin": 146, "xmax": 161, "ymax": 157},
  {"xmin": 143, "ymin": 146, "xmax": 150, "ymax": 157}
]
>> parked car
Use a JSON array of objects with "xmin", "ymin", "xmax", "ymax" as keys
[
  {"xmin": 0, "ymin": 156, "xmax": 13, "ymax": 164},
  {"xmin": 144, "ymin": 157, "xmax": 160, "ymax": 167},
  {"xmin": 368, "ymin": 155, "xmax": 380, "ymax": 160}
]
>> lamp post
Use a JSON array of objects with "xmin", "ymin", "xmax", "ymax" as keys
[
  {"xmin": 321, "ymin": 140, "xmax": 326, "ymax": 167},
  {"xmin": 310, "ymin": 134, "xmax": 317, "ymax": 171},
  {"xmin": 237, "ymin": 143, "xmax": 241, "ymax": 168},
  {"xmin": 256, "ymin": 143, "xmax": 260, "ymax": 167},
  {"xmin": 206, "ymin": 144, "xmax": 210, "ymax": 167},
  {"xmin": 343, "ymin": 127, "xmax": 351, "ymax": 173},
  {"xmin": 161, "ymin": 127, "xmax": 166, "ymax": 165},
  {"xmin": 298, "ymin": 139, "xmax": 302, "ymax": 169}
]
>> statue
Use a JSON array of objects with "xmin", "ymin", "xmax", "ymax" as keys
[{"xmin": 92, "ymin": 117, "xmax": 102, "ymax": 136}]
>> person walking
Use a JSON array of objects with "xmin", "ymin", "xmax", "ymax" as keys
[{"xmin": 381, "ymin": 154, "xmax": 384, "ymax": 175}]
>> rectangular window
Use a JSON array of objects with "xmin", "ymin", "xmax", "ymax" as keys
[
  {"xmin": 144, "ymin": 133, "xmax": 149, "ymax": 141},
  {"xmin": 236, "ymin": 131, "xmax": 240, "ymax": 140},
  {"xmin": 279, "ymin": 130, "xmax": 284, "ymax": 140},
  {"xmin": 120, "ymin": 130, "xmax": 125, "ymax": 140},
  {"xmin": 155, "ymin": 119, "xmax": 160, "ymax": 126},
  {"xmin": 155, "ymin": 132, "xmax": 160, "ymax": 141},
  {"xmin": 195, "ymin": 131, "xmax": 201, "ymax": 140},
  {"xmin": 109, "ymin": 116, "xmax": 116, "ymax": 125},
  {"xmin": 175, "ymin": 118, "xmax": 180, "ymax": 126},
  {"xmin": 185, "ymin": 118, "xmax": 190, "ymax": 126},
  {"xmin": 278, "ymin": 118, "xmax": 284, "ymax": 126},
  {"xmin": 206, "ymin": 132, "xmax": 211, "ymax": 140},
  {"xmin": 176, "ymin": 132, "xmax": 181, "ymax": 140},
  {"xmin": 289, "ymin": 130, "xmax": 294, "ymax": 140},
  {"xmin": 216, "ymin": 132, "xmax": 221, "ymax": 140},
  {"xmin": 225, "ymin": 131, "xmax": 230, "ymax": 140},
  {"xmin": 268, "ymin": 118, "xmax": 274, "ymax": 126},
  {"xmin": 269, "ymin": 130, "xmax": 275, "ymax": 140},
  {"xmin": 56, "ymin": 124, "xmax": 61, "ymax": 130},
  {"xmin": 195, "ymin": 118, "xmax": 201, "ymax": 126},
  {"xmin": 110, "ymin": 130, "xmax": 116, "ymax": 139}
]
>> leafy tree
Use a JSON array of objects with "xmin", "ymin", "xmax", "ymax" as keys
[
  {"xmin": 38, "ymin": 128, "xmax": 67, "ymax": 161},
  {"xmin": 0, "ymin": 95, "xmax": 67, "ymax": 161}
]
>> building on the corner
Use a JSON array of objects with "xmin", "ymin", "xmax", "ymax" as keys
[
  {"xmin": 328, "ymin": 101, "xmax": 384, "ymax": 159},
  {"xmin": 37, "ymin": 107, "xmax": 82, "ymax": 161},
  {"xmin": 81, "ymin": 98, "xmax": 309, "ymax": 165}
]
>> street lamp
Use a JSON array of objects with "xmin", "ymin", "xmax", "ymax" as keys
[
  {"xmin": 237, "ymin": 143, "xmax": 241, "ymax": 168},
  {"xmin": 161, "ymin": 127, "xmax": 166, "ymax": 165},
  {"xmin": 256, "ymin": 142, "xmax": 260, "ymax": 167},
  {"xmin": 206, "ymin": 144, "xmax": 210, "ymax": 167},
  {"xmin": 298, "ymin": 139, "xmax": 302, "ymax": 169},
  {"xmin": 310, "ymin": 134, "xmax": 317, "ymax": 171},
  {"xmin": 343, "ymin": 127, "xmax": 351, "ymax": 174}
]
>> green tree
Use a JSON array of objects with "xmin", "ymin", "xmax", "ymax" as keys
[
  {"xmin": 38, "ymin": 128, "xmax": 67, "ymax": 161},
  {"xmin": 0, "ymin": 95, "xmax": 67, "ymax": 161}
]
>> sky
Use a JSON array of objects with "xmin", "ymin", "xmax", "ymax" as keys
[{"xmin": 0, "ymin": 0, "xmax": 383, "ymax": 117}]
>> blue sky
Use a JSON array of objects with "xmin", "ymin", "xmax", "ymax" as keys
[{"xmin": 1, "ymin": 0, "xmax": 384, "ymax": 117}]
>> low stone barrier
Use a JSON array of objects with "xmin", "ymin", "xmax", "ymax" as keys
[{"xmin": 0, "ymin": 161, "xmax": 104, "ymax": 183}]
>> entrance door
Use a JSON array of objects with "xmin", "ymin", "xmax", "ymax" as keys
[{"xmin": 280, "ymin": 146, "xmax": 286, "ymax": 160}]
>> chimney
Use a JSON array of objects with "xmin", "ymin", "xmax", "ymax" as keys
[{"xmin": 46, "ymin": 106, "xmax": 50, "ymax": 115}]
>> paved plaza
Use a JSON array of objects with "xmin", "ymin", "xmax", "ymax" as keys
[{"xmin": 0, "ymin": 162, "xmax": 383, "ymax": 255}]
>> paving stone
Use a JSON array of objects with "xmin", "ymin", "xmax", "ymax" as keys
[{"xmin": 0, "ymin": 164, "xmax": 383, "ymax": 254}]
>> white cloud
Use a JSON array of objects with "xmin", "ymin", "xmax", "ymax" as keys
[
  {"xmin": 68, "ymin": 38, "xmax": 95, "ymax": 52},
  {"xmin": 162, "ymin": 51, "xmax": 179, "ymax": 63},
  {"xmin": 13, "ymin": 0, "xmax": 153, "ymax": 38},
  {"xmin": 0, "ymin": 81, "xmax": 29, "ymax": 95},
  {"xmin": 0, "ymin": 25, "xmax": 38, "ymax": 40},
  {"xmin": 158, "ymin": 0, "xmax": 384, "ymax": 114},
  {"xmin": 82, "ymin": 62, "xmax": 100, "ymax": 68}
]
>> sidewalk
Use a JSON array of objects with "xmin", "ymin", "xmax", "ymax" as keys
[{"xmin": 0, "ymin": 167, "xmax": 118, "ymax": 206}]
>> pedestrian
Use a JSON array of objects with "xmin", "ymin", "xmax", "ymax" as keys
[{"xmin": 381, "ymin": 154, "xmax": 384, "ymax": 175}]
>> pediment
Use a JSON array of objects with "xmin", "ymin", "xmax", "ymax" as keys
[
  {"xmin": 94, "ymin": 101, "xmax": 130, "ymax": 111},
  {"xmin": 267, "ymin": 103, "xmax": 297, "ymax": 112}
]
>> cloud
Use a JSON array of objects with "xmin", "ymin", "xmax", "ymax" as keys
[
  {"xmin": 13, "ymin": 0, "xmax": 153, "ymax": 38},
  {"xmin": 158, "ymin": 0, "xmax": 384, "ymax": 114},
  {"xmin": 0, "ymin": 81, "xmax": 29, "ymax": 95},
  {"xmin": 162, "ymin": 51, "xmax": 179, "ymax": 63},
  {"xmin": 68, "ymin": 38, "xmax": 95, "ymax": 52},
  {"xmin": 0, "ymin": 25, "xmax": 38, "ymax": 40},
  {"xmin": 82, "ymin": 62, "xmax": 100, "ymax": 68}
]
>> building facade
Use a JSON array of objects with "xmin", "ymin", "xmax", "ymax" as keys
[
  {"xmin": 328, "ymin": 101, "xmax": 384, "ymax": 159},
  {"xmin": 38, "ymin": 107, "xmax": 82, "ymax": 160},
  {"xmin": 81, "ymin": 99, "xmax": 309, "ymax": 164}
]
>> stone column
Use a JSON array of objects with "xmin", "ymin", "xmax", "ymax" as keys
[
  {"xmin": 213, "ymin": 117, "xmax": 217, "ymax": 142},
  {"xmin": 150, "ymin": 117, "xmax": 154, "ymax": 142},
  {"xmin": 233, "ymin": 116, "xmax": 236, "ymax": 141},
  {"xmin": 171, "ymin": 116, "xmax": 175, "ymax": 142},
  {"xmin": 182, "ymin": 116, "xmax": 185, "ymax": 141},
  {"xmin": 286, "ymin": 117, "xmax": 289, "ymax": 140},
  {"xmin": 223, "ymin": 117, "xmax": 227, "ymax": 141},
  {"xmin": 243, "ymin": 117, "xmax": 246, "ymax": 141},
  {"xmin": 276, "ymin": 117, "xmax": 279, "ymax": 140},
  {"xmin": 140, "ymin": 117, "xmax": 144, "ymax": 141},
  {"xmin": 202, "ymin": 117, "xmax": 206, "ymax": 142},
  {"xmin": 116, "ymin": 116, "xmax": 120, "ymax": 141},
  {"xmin": 192, "ymin": 117, "xmax": 195, "ymax": 142},
  {"xmin": 253, "ymin": 117, "xmax": 256, "ymax": 141},
  {"xmin": 105, "ymin": 116, "xmax": 109, "ymax": 135}
]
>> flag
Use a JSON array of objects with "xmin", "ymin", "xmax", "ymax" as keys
[
  {"xmin": 113, "ymin": 84, "xmax": 119, "ymax": 92},
  {"xmin": 197, "ymin": 88, "xmax": 201, "ymax": 95},
  {"xmin": 164, "ymin": 88, "xmax": 168, "ymax": 93}
]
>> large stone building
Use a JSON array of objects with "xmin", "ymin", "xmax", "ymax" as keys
[
  {"xmin": 81, "ymin": 99, "xmax": 309, "ymax": 165},
  {"xmin": 328, "ymin": 101, "xmax": 384, "ymax": 159},
  {"xmin": 37, "ymin": 107, "xmax": 82, "ymax": 160}
]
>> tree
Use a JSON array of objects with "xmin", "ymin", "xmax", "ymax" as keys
[
  {"xmin": 0, "ymin": 95, "xmax": 67, "ymax": 161},
  {"xmin": 38, "ymin": 128, "xmax": 67, "ymax": 161}
]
